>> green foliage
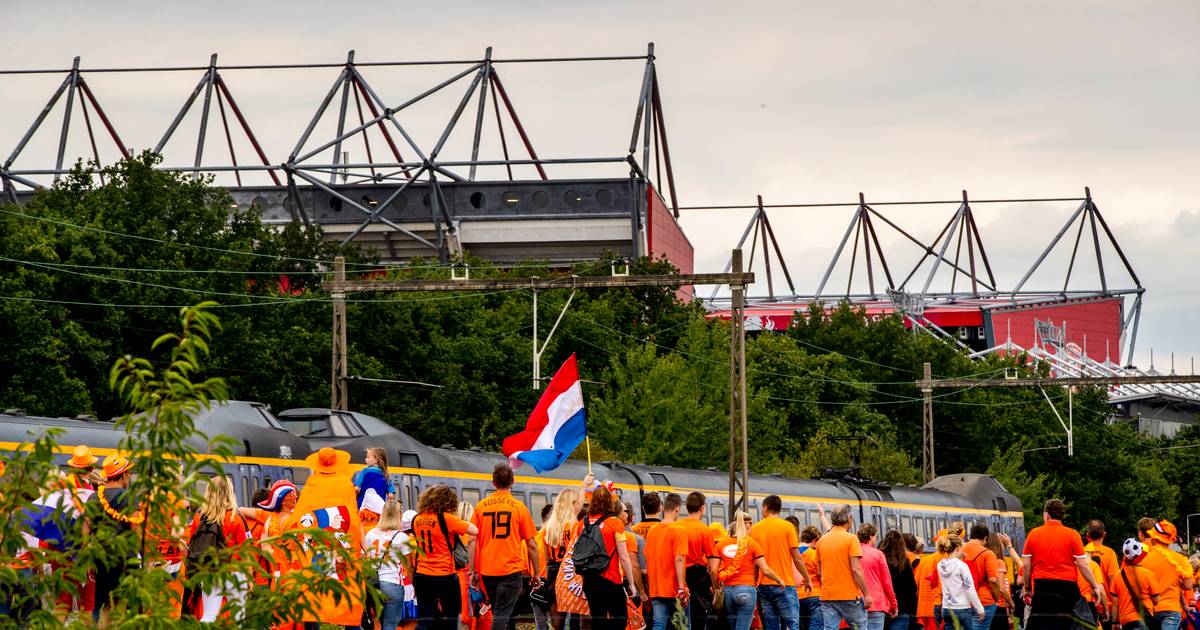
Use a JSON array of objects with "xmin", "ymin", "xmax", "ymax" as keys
[{"xmin": 2, "ymin": 154, "xmax": 1198, "ymax": 543}]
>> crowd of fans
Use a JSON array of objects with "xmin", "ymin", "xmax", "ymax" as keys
[{"xmin": 5, "ymin": 446, "xmax": 1199, "ymax": 630}]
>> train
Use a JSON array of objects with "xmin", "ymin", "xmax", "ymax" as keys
[{"xmin": 0, "ymin": 401, "xmax": 1026, "ymax": 547}]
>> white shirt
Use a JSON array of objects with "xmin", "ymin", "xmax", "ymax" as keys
[
  {"xmin": 937, "ymin": 557, "xmax": 983, "ymax": 613},
  {"xmin": 364, "ymin": 528, "xmax": 411, "ymax": 584}
]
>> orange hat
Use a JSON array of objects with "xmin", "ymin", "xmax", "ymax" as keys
[
  {"xmin": 101, "ymin": 454, "xmax": 133, "ymax": 479},
  {"xmin": 305, "ymin": 447, "xmax": 351, "ymax": 474},
  {"xmin": 1149, "ymin": 520, "xmax": 1177, "ymax": 545},
  {"xmin": 68, "ymin": 445, "xmax": 98, "ymax": 469},
  {"xmin": 709, "ymin": 521, "xmax": 727, "ymax": 541}
]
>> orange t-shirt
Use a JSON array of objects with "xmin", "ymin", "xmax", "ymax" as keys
[
  {"xmin": 1022, "ymin": 520, "xmax": 1085, "ymax": 582},
  {"xmin": 916, "ymin": 552, "xmax": 947, "ymax": 618},
  {"xmin": 675, "ymin": 517, "xmax": 718, "ymax": 568},
  {"xmin": 1086, "ymin": 541, "xmax": 1120, "ymax": 588},
  {"xmin": 802, "ymin": 547, "xmax": 822, "ymax": 598},
  {"xmin": 632, "ymin": 519, "xmax": 661, "ymax": 540},
  {"xmin": 815, "ymin": 526, "xmax": 863, "ymax": 601},
  {"xmin": 413, "ymin": 511, "xmax": 471, "ymax": 576},
  {"xmin": 470, "ymin": 490, "xmax": 537, "ymax": 577},
  {"xmin": 1078, "ymin": 560, "xmax": 1107, "ymax": 603},
  {"xmin": 646, "ymin": 521, "xmax": 688, "ymax": 598},
  {"xmin": 962, "ymin": 540, "xmax": 1000, "ymax": 606},
  {"xmin": 717, "ymin": 536, "xmax": 765, "ymax": 587},
  {"xmin": 749, "ymin": 516, "xmax": 800, "ymax": 587},
  {"xmin": 1139, "ymin": 544, "xmax": 1194, "ymax": 613},
  {"xmin": 1109, "ymin": 564, "xmax": 1160, "ymax": 624},
  {"xmin": 573, "ymin": 515, "xmax": 627, "ymax": 585}
]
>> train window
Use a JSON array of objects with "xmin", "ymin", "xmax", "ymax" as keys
[
  {"xmin": 512, "ymin": 491, "xmax": 526, "ymax": 506},
  {"xmin": 886, "ymin": 515, "xmax": 898, "ymax": 532},
  {"xmin": 291, "ymin": 467, "xmax": 309, "ymax": 487},
  {"xmin": 397, "ymin": 451, "xmax": 420, "ymax": 468},
  {"xmin": 254, "ymin": 406, "xmax": 286, "ymax": 430},
  {"xmin": 937, "ymin": 518, "xmax": 947, "ymax": 532},
  {"xmin": 462, "ymin": 488, "xmax": 481, "ymax": 505},
  {"xmin": 901, "ymin": 516, "xmax": 912, "ymax": 535},
  {"xmin": 263, "ymin": 475, "xmax": 271, "ymax": 490},
  {"xmin": 926, "ymin": 517, "xmax": 935, "ymax": 536},
  {"xmin": 335, "ymin": 412, "xmax": 367, "ymax": 437},
  {"xmin": 530, "ymin": 493, "xmax": 549, "ymax": 526},
  {"xmin": 808, "ymin": 510, "xmax": 819, "ymax": 527},
  {"xmin": 710, "ymin": 503, "xmax": 726, "ymax": 526},
  {"xmin": 649, "ymin": 473, "xmax": 669, "ymax": 487}
]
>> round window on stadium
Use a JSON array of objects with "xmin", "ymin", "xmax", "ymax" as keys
[
  {"xmin": 532, "ymin": 190, "xmax": 549, "ymax": 208},
  {"xmin": 502, "ymin": 191, "xmax": 520, "ymax": 207},
  {"xmin": 564, "ymin": 190, "xmax": 582, "ymax": 206},
  {"xmin": 596, "ymin": 188, "xmax": 612, "ymax": 207}
]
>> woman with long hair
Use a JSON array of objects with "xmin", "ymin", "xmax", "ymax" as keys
[
  {"xmin": 880, "ymin": 530, "xmax": 917, "ymax": 630},
  {"xmin": 538, "ymin": 489, "xmax": 581, "ymax": 630},
  {"xmin": 716, "ymin": 511, "xmax": 783, "ymax": 630},
  {"xmin": 411, "ymin": 485, "xmax": 478, "ymax": 630},
  {"xmin": 574, "ymin": 486, "xmax": 637, "ymax": 630},
  {"xmin": 184, "ymin": 475, "xmax": 249, "ymax": 623},
  {"xmin": 364, "ymin": 499, "xmax": 415, "ymax": 630}
]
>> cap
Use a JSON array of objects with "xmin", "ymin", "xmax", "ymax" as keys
[
  {"xmin": 401, "ymin": 509, "xmax": 417, "ymax": 531},
  {"xmin": 1122, "ymin": 538, "xmax": 1147, "ymax": 563},
  {"xmin": 256, "ymin": 479, "xmax": 297, "ymax": 512},
  {"xmin": 101, "ymin": 454, "xmax": 133, "ymax": 480},
  {"xmin": 1149, "ymin": 520, "xmax": 1177, "ymax": 546},
  {"xmin": 67, "ymin": 445, "xmax": 98, "ymax": 470}
]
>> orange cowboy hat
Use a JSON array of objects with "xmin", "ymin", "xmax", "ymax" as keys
[
  {"xmin": 305, "ymin": 447, "xmax": 351, "ymax": 474},
  {"xmin": 67, "ymin": 445, "xmax": 98, "ymax": 470},
  {"xmin": 101, "ymin": 454, "xmax": 133, "ymax": 479},
  {"xmin": 1149, "ymin": 519, "xmax": 1178, "ymax": 545}
]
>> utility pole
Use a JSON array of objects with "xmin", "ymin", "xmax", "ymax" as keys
[
  {"xmin": 921, "ymin": 362, "xmax": 934, "ymax": 484},
  {"xmin": 324, "ymin": 254, "xmax": 754, "ymax": 503},
  {"xmin": 728, "ymin": 249, "xmax": 750, "ymax": 514},
  {"xmin": 331, "ymin": 256, "xmax": 348, "ymax": 410}
]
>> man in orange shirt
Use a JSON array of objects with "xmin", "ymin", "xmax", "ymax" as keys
[
  {"xmin": 963, "ymin": 524, "xmax": 1008, "ymax": 630},
  {"xmin": 468, "ymin": 464, "xmax": 539, "ymax": 630},
  {"xmin": 1085, "ymin": 520, "xmax": 1120, "ymax": 591},
  {"xmin": 750, "ymin": 495, "xmax": 814, "ymax": 630},
  {"xmin": 815, "ymin": 504, "xmax": 871, "ymax": 630},
  {"xmin": 1021, "ymin": 499, "xmax": 1103, "ymax": 630},
  {"xmin": 633, "ymin": 492, "xmax": 663, "ymax": 540},
  {"xmin": 645, "ymin": 493, "xmax": 687, "ymax": 630},
  {"xmin": 1137, "ymin": 518, "xmax": 1195, "ymax": 630},
  {"xmin": 1109, "ymin": 539, "xmax": 1160, "ymax": 630},
  {"xmin": 675, "ymin": 492, "xmax": 721, "ymax": 630}
]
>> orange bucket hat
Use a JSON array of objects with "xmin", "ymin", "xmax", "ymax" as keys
[
  {"xmin": 305, "ymin": 447, "xmax": 351, "ymax": 474},
  {"xmin": 68, "ymin": 445, "xmax": 98, "ymax": 469},
  {"xmin": 1149, "ymin": 519, "xmax": 1178, "ymax": 545},
  {"xmin": 101, "ymin": 454, "xmax": 133, "ymax": 480}
]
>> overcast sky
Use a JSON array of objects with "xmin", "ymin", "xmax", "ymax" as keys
[{"xmin": 2, "ymin": 1, "xmax": 1197, "ymax": 369}]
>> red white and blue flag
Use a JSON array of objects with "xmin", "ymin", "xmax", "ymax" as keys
[
  {"xmin": 503, "ymin": 354, "xmax": 587, "ymax": 473},
  {"xmin": 298, "ymin": 505, "xmax": 352, "ymax": 533}
]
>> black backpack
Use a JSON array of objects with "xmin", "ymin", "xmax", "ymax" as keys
[
  {"xmin": 187, "ymin": 515, "xmax": 227, "ymax": 570},
  {"xmin": 573, "ymin": 518, "xmax": 616, "ymax": 576}
]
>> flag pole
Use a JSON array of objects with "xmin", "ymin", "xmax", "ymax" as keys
[{"xmin": 585, "ymin": 436, "xmax": 592, "ymax": 473}]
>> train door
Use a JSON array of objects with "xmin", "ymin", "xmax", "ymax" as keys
[
  {"xmin": 401, "ymin": 473, "xmax": 422, "ymax": 510},
  {"xmin": 237, "ymin": 463, "xmax": 262, "ymax": 506}
]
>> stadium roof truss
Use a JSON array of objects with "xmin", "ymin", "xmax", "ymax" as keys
[
  {"xmin": 707, "ymin": 188, "xmax": 1145, "ymax": 360},
  {"xmin": 0, "ymin": 45, "xmax": 680, "ymax": 262}
]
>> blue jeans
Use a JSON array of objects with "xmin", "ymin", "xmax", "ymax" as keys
[
  {"xmin": 867, "ymin": 611, "xmax": 887, "ymax": 630},
  {"xmin": 1155, "ymin": 611, "xmax": 1183, "ymax": 630},
  {"xmin": 759, "ymin": 585, "xmax": 800, "ymax": 630},
  {"xmin": 798, "ymin": 596, "xmax": 824, "ymax": 630},
  {"xmin": 821, "ymin": 599, "xmax": 868, "ymax": 630},
  {"xmin": 944, "ymin": 608, "xmax": 976, "ymax": 630},
  {"xmin": 380, "ymin": 581, "xmax": 406, "ymax": 630},
  {"xmin": 725, "ymin": 586, "xmax": 758, "ymax": 630},
  {"xmin": 652, "ymin": 597, "xmax": 686, "ymax": 630},
  {"xmin": 888, "ymin": 613, "xmax": 911, "ymax": 630},
  {"xmin": 978, "ymin": 604, "xmax": 996, "ymax": 630}
]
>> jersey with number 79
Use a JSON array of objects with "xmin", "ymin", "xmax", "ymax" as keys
[{"xmin": 472, "ymin": 488, "xmax": 538, "ymax": 576}]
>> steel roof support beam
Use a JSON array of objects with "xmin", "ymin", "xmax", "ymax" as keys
[
  {"xmin": 468, "ymin": 47, "xmax": 492, "ymax": 182},
  {"xmin": 54, "ymin": 57, "xmax": 81, "ymax": 183}
]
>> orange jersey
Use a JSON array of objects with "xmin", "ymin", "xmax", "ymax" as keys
[
  {"xmin": 645, "ymin": 521, "xmax": 688, "ymax": 598},
  {"xmin": 573, "ymin": 515, "xmax": 626, "ymax": 584},
  {"xmin": 1109, "ymin": 564, "xmax": 1160, "ymax": 625},
  {"xmin": 916, "ymin": 552, "xmax": 947, "ymax": 618},
  {"xmin": 1140, "ymin": 545, "xmax": 1194, "ymax": 613},
  {"xmin": 963, "ymin": 540, "xmax": 1000, "ymax": 606},
  {"xmin": 413, "ymin": 512, "xmax": 470, "ymax": 576},
  {"xmin": 802, "ymin": 547, "xmax": 822, "ymax": 598},
  {"xmin": 815, "ymin": 526, "xmax": 863, "ymax": 601},
  {"xmin": 717, "ymin": 536, "xmax": 765, "ymax": 587},
  {"xmin": 749, "ymin": 516, "xmax": 800, "ymax": 587},
  {"xmin": 470, "ymin": 490, "xmax": 536, "ymax": 577},
  {"xmin": 675, "ymin": 517, "xmax": 717, "ymax": 568},
  {"xmin": 631, "ymin": 519, "xmax": 661, "ymax": 540},
  {"xmin": 1022, "ymin": 520, "xmax": 1085, "ymax": 582},
  {"xmin": 1086, "ymin": 541, "xmax": 1120, "ymax": 587},
  {"xmin": 542, "ymin": 523, "xmax": 575, "ymax": 565}
]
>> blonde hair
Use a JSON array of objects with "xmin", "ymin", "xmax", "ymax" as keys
[
  {"xmin": 948, "ymin": 521, "xmax": 965, "ymax": 537},
  {"xmin": 199, "ymin": 475, "xmax": 237, "ymax": 524},
  {"xmin": 379, "ymin": 500, "xmax": 403, "ymax": 531},
  {"xmin": 543, "ymin": 488, "xmax": 580, "ymax": 549},
  {"xmin": 732, "ymin": 510, "xmax": 752, "ymax": 539},
  {"xmin": 457, "ymin": 500, "xmax": 474, "ymax": 521},
  {"xmin": 366, "ymin": 447, "xmax": 389, "ymax": 472},
  {"xmin": 936, "ymin": 533, "xmax": 963, "ymax": 555}
]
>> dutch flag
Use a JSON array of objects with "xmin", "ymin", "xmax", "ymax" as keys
[{"xmin": 502, "ymin": 354, "xmax": 587, "ymax": 473}]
